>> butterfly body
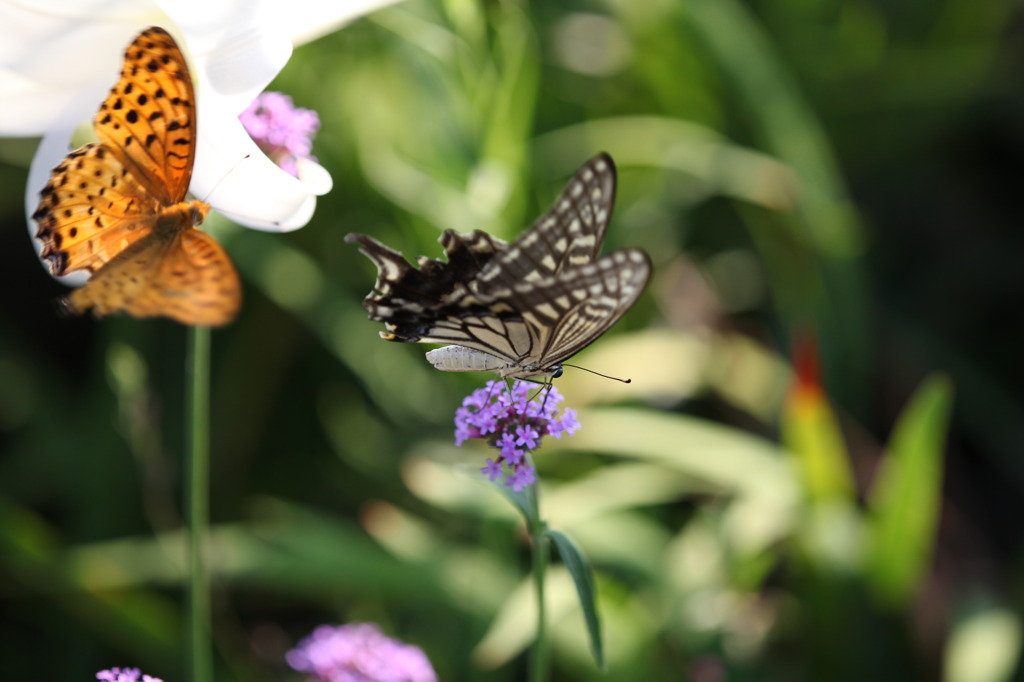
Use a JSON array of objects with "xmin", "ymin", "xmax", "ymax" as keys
[
  {"xmin": 154, "ymin": 200, "xmax": 210, "ymax": 236},
  {"xmin": 33, "ymin": 27, "xmax": 241, "ymax": 326},
  {"xmin": 425, "ymin": 345, "xmax": 562, "ymax": 379},
  {"xmin": 348, "ymin": 153, "xmax": 650, "ymax": 380}
]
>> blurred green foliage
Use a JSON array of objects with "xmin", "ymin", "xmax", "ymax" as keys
[{"xmin": 2, "ymin": 0, "xmax": 1023, "ymax": 680}]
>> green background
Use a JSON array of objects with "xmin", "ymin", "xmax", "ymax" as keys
[{"xmin": 1, "ymin": 0, "xmax": 1022, "ymax": 680}]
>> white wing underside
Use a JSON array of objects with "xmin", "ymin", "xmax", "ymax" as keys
[
  {"xmin": 425, "ymin": 345, "xmax": 561, "ymax": 379},
  {"xmin": 426, "ymin": 345, "xmax": 509, "ymax": 373}
]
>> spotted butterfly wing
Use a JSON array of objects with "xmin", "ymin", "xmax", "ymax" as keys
[
  {"xmin": 93, "ymin": 27, "xmax": 197, "ymax": 206},
  {"xmin": 33, "ymin": 26, "xmax": 241, "ymax": 326},
  {"xmin": 346, "ymin": 153, "xmax": 651, "ymax": 379}
]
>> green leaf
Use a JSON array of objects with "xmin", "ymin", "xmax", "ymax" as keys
[
  {"xmin": 782, "ymin": 378, "xmax": 856, "ymax": 505},
  {"xmin": 863, "ymin": 373, "xmax": 953, "ymax": 605},
  {"xmin": 546, "ymin": 529, "xmax": 604, "ymax": 669},
  {"xmin": 486, "ymin": 453, "xmax": 541, "ymax": 529},
  {"xmin": 682, "ymin": 0, "xmax": 863, "ymax": 256},
  {"xmin": 489, "ymin": 478, "xmax": 538, "ymax": 527}
]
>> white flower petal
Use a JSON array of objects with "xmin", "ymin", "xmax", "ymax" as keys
[
  {"xmin": 192, "ymin": 115, "xmax": 323, "ymax": 231},
  {"xmin": 296, "ymin": 157, "xmax": 334, "ymax": 195},
  {"xmin": 0, "ymin": 70, "xmax": 81, "ymax": 137},
  {"xmin": 14, "ymin": 0, "xmax": 390, "ymax": 281},
  {"xmin": 157, "ymin": 3, "xmax": 294, "ymax": 115},
  {"xmin": 261, "ymin": 0, "xmax": 406, "ymax": 45},
  {"xmin": 191, "ymin": 30, "xmax": 293, "ymax": 116},
  {"xmin": 0, "ymin": 0, "xmax": 164, "ymax": 136}
]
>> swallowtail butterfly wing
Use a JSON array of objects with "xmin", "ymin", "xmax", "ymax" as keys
[{"xmin": 345, "ymin": 153, "xmax": 651, "ymax": 380}]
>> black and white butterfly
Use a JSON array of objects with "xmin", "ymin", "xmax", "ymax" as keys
[{"xmin": 345, "ymin": 153, "xmax": 651, "ymax": 381}]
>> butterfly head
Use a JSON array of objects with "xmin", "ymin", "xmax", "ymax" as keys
[
  {"xmin": 154, "ymin": 199, "xmax": 210, "ymax": 234},
  {"xmin": 187, "ymin": 200, "xmax": 210, "ymax": 226},
  {"xmin": 494, "ymin": 361, "xmax": 564, "ymax": 382}
]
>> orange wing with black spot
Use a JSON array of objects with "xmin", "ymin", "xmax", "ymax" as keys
[
  {"xmin": 64, "ymin": 218, "xmax": 241, "ymax": 327},
  {"xmin": 93, "ymin": 26, "xmax": 196, "ymax": 205},
  {"xmin": 33, "ymin": 26, "xmax": 241, "ymax": 327}
]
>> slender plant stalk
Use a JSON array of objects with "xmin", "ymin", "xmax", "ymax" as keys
[
  {"xmin": 186, "ymin": 325, "xmax": 212, "ymax": 682},
  {"xmin": 528, "ymin": 480, "xmax": 551, "ymax": 682}
]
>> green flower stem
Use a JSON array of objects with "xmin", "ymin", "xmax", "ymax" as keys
[
  {"xmin": 529, "ymin": 526, "xmax": 551, "ymax": 682},
  {"xmin": 186, "ymin": 325, "xmax": 212, "ymax": 682},
  {"xmin": 527, "ymin": 473, "xmax": 550, "ymax": 682}
]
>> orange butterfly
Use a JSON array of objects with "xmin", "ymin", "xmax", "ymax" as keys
[{"xmin": 33, "ymin": 26, "xmax": 241, "ymax": 327}]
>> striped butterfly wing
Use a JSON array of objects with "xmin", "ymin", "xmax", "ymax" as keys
[
  {"xmin": 471, "ymin": 153, "xmax": 616, "ymax": 297},
  {"xmin": 347, "ymin": 153, "xmax": 649, "ymax": 379},
  {"xmin": 345, "ymin": 229, "xmax": 507, "ymax": 331},
  {"xmin": 525, "ymin": 248, "xmax": 650, "ymax": 367},
  {"xmin": 423, "ymin": 247, "xmax": 651, "ymax": 378}
]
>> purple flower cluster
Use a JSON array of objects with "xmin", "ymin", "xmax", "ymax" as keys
[
  {"xmin": 95, "ymin": 668, "xmax": 162, "ymax": 682},
  {"xmin": 455, "ymin": 380, "xmax": 581, "ymax": 491},
  {"xmin": 239, "ymin": 91, "xmax": 320, "ymax": 178},
  {"xmin": 286, "ymin": 623, "xmax": 437, "ymax": 682}
]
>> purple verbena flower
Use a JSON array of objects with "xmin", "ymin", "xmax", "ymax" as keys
[
  {"xmin": 287, "ymin": 623, "xmax": 437, "ymax": 682},
  {"xmin": 481, "ymin": 458, "xmax": 503, "ymax": 481},
  {"xmin": 508, "ymin": 466, "xmax": 537, "ymax": 492},
  {"xmin": 240, "ymin": 92, "xmax": 320, "ymax": 178},
  {"xmin": 454, "ymin": 380, "xmax": 579, "ymax": 489},
  {"xmin": 502, "ymin": 446, "xmax": 524, "ymax": 467},
  {"xmin": 514, "ymin": 424, "xmax": 540, "ymax": 450},
  {"xmin": 551, "ymin": 407, "xmax": 581, "ymax": 439},
  {"xmin": 96, "ymin": 668, "xmax": 162, "ymax": 682},
  {"xmin": 496, "ymin": 432, "xmax": 518, "ymax": 456},
  {"xmin": 475, "ymin": 409, "xmax": 499, "ymax": 435}
]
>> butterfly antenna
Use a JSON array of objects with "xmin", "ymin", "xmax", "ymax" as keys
[
  {"xmin": 560, "ymin": 363, "xmax": 632, "ymax": 383},
  {"xmin": 199, "ymin": 154, "xmax": 251, "ymax": 203}
]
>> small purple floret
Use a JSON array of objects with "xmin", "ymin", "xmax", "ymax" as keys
[
  {"xmin": 287, "ymin": 623, "xmax": 437, "ymax": 682},
  {"xmin": 508, "ymin": 466, "xmax": 537, "ymax": 492},
  {"xmin": 554, "ymin": 407, "xmax": 581, "ymax": 438},
  {"xmin": 455, "ymin": 380, "xmax": 579, "ymax": 489},
  {"xmin": 482, "ymin": 458, "xmax": 504, "ymax": 481},
  {"xmin": 240, "ymin": 92, "xmax": 320, "ymax": 178},
  {"xmin": 514, "ymin": 424, "xmax": 540, "ymax": 450},
  {"xmin": 96, "ymin": 668, "xmax": 162, "ymax": 682}
]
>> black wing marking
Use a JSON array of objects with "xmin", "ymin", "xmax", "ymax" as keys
[
  {"xmin": 536, "ymin": 249, "xmax": 650, "ymax": 365},
  {"xmin": 346, "ymin": 153, "xmax": 648, "ymax": 377},
  {"xmin": 345, "ymin": 229, "xmax": 506, "ymax": 327},
  {"xmin": 403, "ymin": 248, "xmax": 651, "ymax": 372},
  {"xmin": 472, "ymin": 152, "xmax": 616, "ymax": 296}
]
